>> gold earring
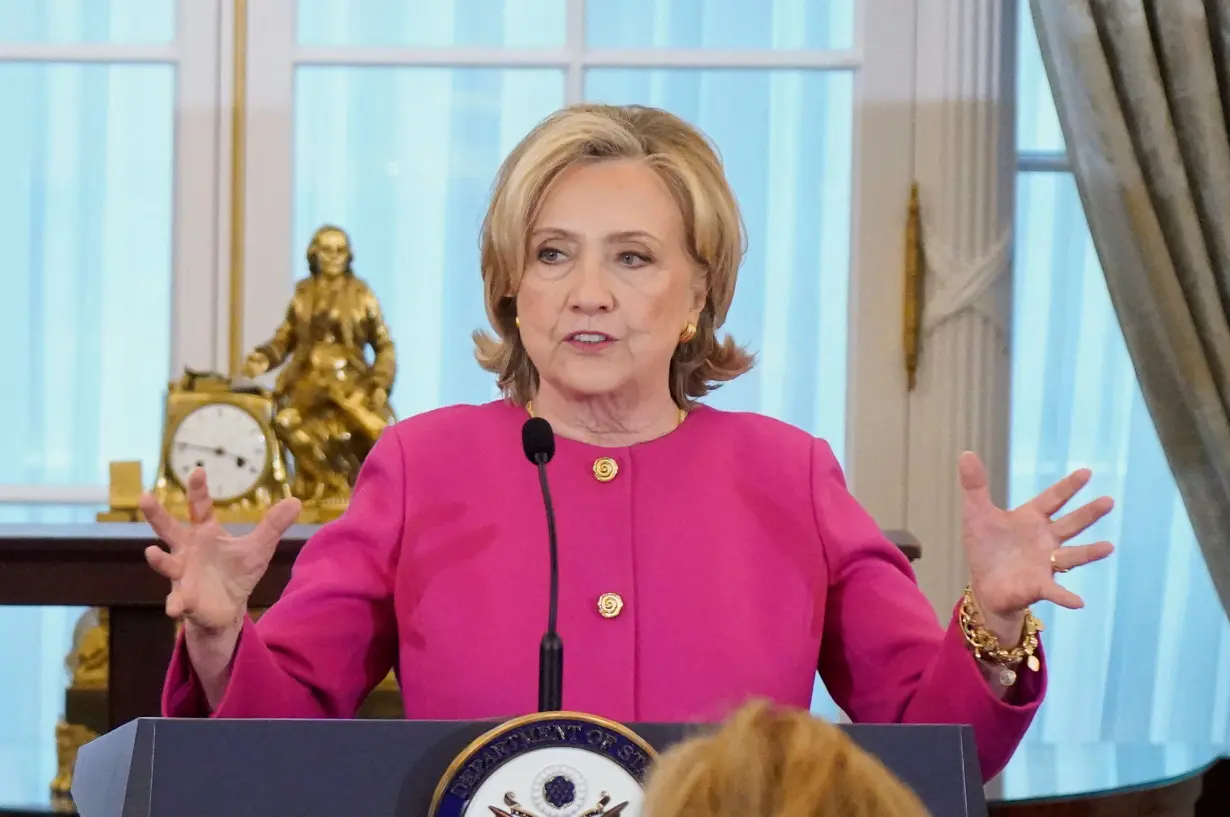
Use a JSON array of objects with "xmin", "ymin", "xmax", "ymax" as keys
[
  {"xmin": 679, "ymin": 322, "xmax": 697, "ymax": 343},
  {"xmin": 515, "ymin": 316, "xmax": 520, "ymax": 329}
]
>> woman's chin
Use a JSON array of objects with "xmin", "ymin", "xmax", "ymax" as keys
[{"xmin": 550, "ymin": 370, "xmax": 633, "ymax": 401}]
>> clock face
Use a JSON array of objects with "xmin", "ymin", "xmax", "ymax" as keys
[{"xmin": 169, "ymin": 403, "xmax": 270, "ymax": 501}]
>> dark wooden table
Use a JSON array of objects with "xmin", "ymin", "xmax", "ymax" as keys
[{"xmin": 0, "ymin": 523, "xmax": 317, "ymax": 730}]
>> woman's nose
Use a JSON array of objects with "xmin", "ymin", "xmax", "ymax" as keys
[{"xmin": 569, "ymin": 257, "xmax": 614, "ymax": 313}]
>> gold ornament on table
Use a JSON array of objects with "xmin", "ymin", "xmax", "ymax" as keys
[
  {"xmin": 96, "ymin": 369, "xmax": 293, "ymax": 524},
  {"xmin": 50, "ymin": 721, "xmax": 98, "ymax": 812},
  {"xmin": 96, "ymin": 223, "xmax": 398, "ymax": 525},
  {"xmin": 51, "ymin": 608, "xmax": 109, "ymax": 811},
  {"xmin": 158, "ymin": 370, "xmax": 293, "ymax": 521},
  {"xmin": 240, "ymin": 224, "xmax": 397, "ymax": 518},
  {"xmin": 69, "ymin": 608, "xmax": 110, "ymax": 690}
]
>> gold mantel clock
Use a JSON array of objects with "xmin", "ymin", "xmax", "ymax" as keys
[{"xmin": 98, "ymin": 370, "xmax": 293, "ymax": 524}]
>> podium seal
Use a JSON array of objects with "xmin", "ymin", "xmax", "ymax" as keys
[{"xmin": 429, "ymin": 712, "xmax": 658, "ymax": 817}]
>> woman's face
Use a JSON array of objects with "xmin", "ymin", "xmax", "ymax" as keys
[{"xmin": 516, "ymin": 159, "xmax": 706, "ymax": 404}]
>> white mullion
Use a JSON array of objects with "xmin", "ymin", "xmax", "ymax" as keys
[
  {"xmin": 293, "ymin": 46, "xmax": 572, "ymax": 67},
  {"xmin": 287, "ymin": 48, "xmax": 862, "ymax": 72},
  {"xmin": 174, "ymin": 0, "xmax": 224, "ymax": 374},
  {"xmin": 842, "ymin": 0, "xmax": 917, "ymax": 523},
  {"xmin": 241, "ymin": 0, "xmax": 298, "ymax": 371},
  {"xmin": 212, "ymin": 0, "xmax": 238, "ymax": 370},
  {"xmin": 0, "ymin": 43, "xmax": 179, "ymax": 62},
  {"xmin": 581, "ymin": 48, "xmax": 862, "ymax": 69},
  {"xmin": 0, "ymin": 485, "xmax": 108, "ymax": 505},
  {"xmin": 564, "ymin": 0, "xmax": 586, "ymax": 103}
]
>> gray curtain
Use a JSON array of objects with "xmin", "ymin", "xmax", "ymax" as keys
[{"xmin": 1029, "ymin": 0, "xmax": 1230, "ymax": 613}]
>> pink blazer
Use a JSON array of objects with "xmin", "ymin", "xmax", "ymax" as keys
[{"xmin": 163, "ymin": 400, "xmax": 1044, "ymax": 780}]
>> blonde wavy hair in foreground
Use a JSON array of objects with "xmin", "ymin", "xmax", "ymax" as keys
[
  {"xmin": 472, "ymin": 103, "xmax": 754, "ymax": 408},
  {"xmin": 642, "ymin": 701, "xmax": 932, "ymax": 817}
]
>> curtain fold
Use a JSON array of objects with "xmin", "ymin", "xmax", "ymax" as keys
[{"xmin": 1029, "ymin": 0, "xmax": 1230, "ymax": 614}]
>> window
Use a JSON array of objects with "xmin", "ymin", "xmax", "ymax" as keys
[
  {"xmin": 1003, "ymin": 1, "xmax": 1230, "ymax": 776},
  {"xmin": 0, "ymin": 0, "xmax": 222, "ymax": 801}
]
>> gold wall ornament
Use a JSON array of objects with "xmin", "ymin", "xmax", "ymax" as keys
[
  {"xmin": 904, "ymin": 181, "xmax": 925, "ymax": 391},
  {"xmin": 239, "ymin": 225, "xmax": 396, "ymax": 515}
]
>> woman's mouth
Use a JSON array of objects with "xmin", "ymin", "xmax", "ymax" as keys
[{"xmin": 565, "ymin": 331, "xmax": 616, "ymax": 351}]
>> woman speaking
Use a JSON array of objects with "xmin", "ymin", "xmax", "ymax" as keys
[{"xmin": 141, "ymin": 103, "xmax": 1114, "ymax": 781}]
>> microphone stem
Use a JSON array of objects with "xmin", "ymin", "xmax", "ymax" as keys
[
  {"xmin": 537, "ymin": 460, "xmax": 559, "ymax": 636},
  {"xmin": 536, "ymin": 457, "xmax": 563, "ymax": 711}
]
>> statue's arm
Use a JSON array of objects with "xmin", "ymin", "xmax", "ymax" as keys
[
  {"xmin": 364, "ymin": 293, "xmax": 396, "ymax": 392},
  {"xmin": 253, "ymin": 296, "xmax": 300, "ymax": 368}
]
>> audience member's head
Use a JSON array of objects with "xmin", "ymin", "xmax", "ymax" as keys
[{"xmin": 643, "ymin": 701, "xmax": 931, "ymax": 817}]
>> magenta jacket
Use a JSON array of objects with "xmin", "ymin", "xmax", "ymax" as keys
[{"xmin": 162, "ymin": 400, "xmax": 1044, "ymax": 779}]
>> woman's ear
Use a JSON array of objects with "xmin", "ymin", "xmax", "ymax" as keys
[{"xmin": 689, "ymin": 267, "xmax": 708, "ymax": 314}]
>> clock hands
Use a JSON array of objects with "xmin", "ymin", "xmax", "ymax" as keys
[{"xmin": 174, "ymin": 440, "xmax": 253, "ymax": 469}]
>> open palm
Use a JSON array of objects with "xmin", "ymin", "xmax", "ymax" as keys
[
  {"xmin": 959, "ymin": 452, "xmax": 1115, "ymax": 622},
  {"xmin": 140, "ymin": 469, "xmax": 301, "ymax": 631}
]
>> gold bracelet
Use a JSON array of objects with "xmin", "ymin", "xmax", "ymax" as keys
[{"xmin": 958, "ymin": 585, "xmax": 1043, "ymax": 686}]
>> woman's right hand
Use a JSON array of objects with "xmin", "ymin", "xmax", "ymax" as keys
[{"xmin": 140, "ymin": 469, "xmax": 301, "ymax": 635}]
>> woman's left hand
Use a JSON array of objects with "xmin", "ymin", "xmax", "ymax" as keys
[{"xmin": 958, "ymin": 451, "xmax": 1115, "ymax": 643}]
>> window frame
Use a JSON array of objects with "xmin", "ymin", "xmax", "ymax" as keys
[{"xmin": 0, "ymin": 0, "xmax": 225, "ymax": 507}]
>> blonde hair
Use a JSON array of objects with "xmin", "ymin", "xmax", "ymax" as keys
[
  {"xmin": 643, "ymin": 701, "xmax": 931, "ymax": 817},
  {"xmin": 472, "ymin": 103, "xmax": 754, "ymax": 408}
]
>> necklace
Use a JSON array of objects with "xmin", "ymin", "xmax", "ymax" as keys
[{"xmin": 525, "ymin": 400, "xmax": 687, "ymax": 428}]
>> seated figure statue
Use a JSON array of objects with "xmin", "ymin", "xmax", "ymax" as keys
[{"xmin": 241, "ymin": 225, "xmax": 396, "ymax": 507}]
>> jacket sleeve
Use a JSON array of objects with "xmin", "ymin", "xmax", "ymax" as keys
[
  {"xmin": 811, "ymin": 438, "xmax": 1044, "ymax": 781},
  {"xmin": 161, "ymin": 429, "xmax": 405, "ymax": 719}
]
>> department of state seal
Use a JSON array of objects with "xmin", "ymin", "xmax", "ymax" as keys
[{"xmin": 429, "ymin": 712, "xmax": 657, "ymax": 817}]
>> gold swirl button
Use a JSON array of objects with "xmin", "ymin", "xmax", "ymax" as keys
[
  {"xmin": 592, "ymin": 457, "xmax": 619, "ymax": 482},
  {"xmin": 597, "ymin": 592, "xmax": 624, "ymax": 619}
]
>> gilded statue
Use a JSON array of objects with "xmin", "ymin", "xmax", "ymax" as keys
[
  {"xmin": 241, "ymin": 225, "xmax": 397, "ymax": 508},
  {"xmin": 67, "ymin": 608, "xmax": 109, "ymax": 690},
  {"xmin": 51, "ymin": 609, "xmax": 108, "ymax": 809},
  {"xmin": 50, "ymin": 721, "xmax": 97, "ymax": 810}
]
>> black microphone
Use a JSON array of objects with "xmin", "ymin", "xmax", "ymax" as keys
[{"xmin": 522, "ymin": 417, "xmax": 563, "ymax": 712}]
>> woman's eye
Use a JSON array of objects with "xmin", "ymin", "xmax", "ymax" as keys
[
  {"xmin": 618, "ymin": 252, "xmax": 650, "ymax": 267},
  {"xmin": 538, "ymin": 248, "xmax": 564, "ymax": 263}
]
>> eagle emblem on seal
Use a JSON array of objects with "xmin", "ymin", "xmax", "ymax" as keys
[{"xmin": 488, "ymin": 764, "xmax": 629, "ymax": 817}]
